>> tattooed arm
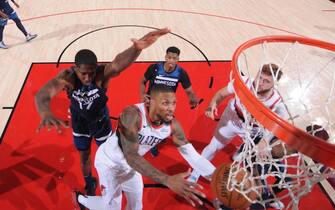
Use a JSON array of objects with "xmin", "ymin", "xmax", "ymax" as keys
[
  {"xmin": 103, "ymin": 28, "xmax": 170, "ymax": 80},
  {"xmin": 119, "ymin": 106, "xmax": 169, "ymax": 184},
  {"xmin": 119, "ymin": 106, "xmax": 205, "ymax": 207},
  {"xmin": 35, "ymin": 70, "xmax": 72, "ymax": 133}
]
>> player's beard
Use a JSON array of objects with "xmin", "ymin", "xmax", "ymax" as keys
[
  {"xmin": 157, "ymin": 112, "xmax": 173, "ymax": 123},
  {"xmin": 257, "ymin": 87, "xmax": 273, "ymax": 96}
]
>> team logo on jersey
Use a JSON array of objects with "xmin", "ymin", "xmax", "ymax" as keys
[
  {"xmin": 138, "ymin": 133, "xmax": 164, "ymax": 146},
  {"xmin": 72, "ymin": 88, "xmax": 100, "ymax": 110}
]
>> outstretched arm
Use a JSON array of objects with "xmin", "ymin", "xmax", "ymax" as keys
[
  {"xmin": 104, "ymin": 28, "xmax": 170, "ymax": 79},
  {"xmin": 172, "ymin": 119, "xmax": 216, "ymax": 180},
  {"xmin": 120, "ymin": 106, "xmax": 205, "ymax": 207},
  {"xmin": 205, "ymin": 86, "xmax": 232, "ymax": 120},
  {"xmin": 35, "ymin": 70, "xmax": 71, "ymax": 133}
]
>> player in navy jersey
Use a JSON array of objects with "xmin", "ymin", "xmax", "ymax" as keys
[
  {"xmin": 140, "ymin": 46, "xmax": 199, "ymax": 107},
  {"xmin": 75, "ymin": 84, "xmax": 215, "ymax": 210},
  {"xmin": 35, "ymin": 28, "xmax": 170, "ymax": 196},
  {"xmin": 0, "ymin": 0, "xmax": 37, "ymax": 49},
  {"xmin": 140, "ymin": 46, "xmax": 199, "ymax": 156}
]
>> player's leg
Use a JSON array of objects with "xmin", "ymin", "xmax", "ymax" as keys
[
  {"xmin": 10, "ymin": 12, "xmax": 37, "ymax": 41},
  {"xmin": 72, "ymin": 114, "xmax": 97, "ymax": 195},
  {"xmin": 78, "ymin": 162, "xmax": 123, "ymax": 210},
  {"xmin": 78, "ymin": 148, "xmax": 97, "ymax": 195},
  {"xmin": 74, "ymin": 135, "xmax": 97, "ymax": 196},
  {"xmin": 0, "ymin": 19, "xmax": 8, "ymax": 49},
  {"xmin": 122, "ymin": 171, "xmax": 144, "ymax": 210}
]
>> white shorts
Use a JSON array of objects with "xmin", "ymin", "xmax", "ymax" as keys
[{"xmin": 94, "ymin": 137, "xmax": 144, "ymax": 209}]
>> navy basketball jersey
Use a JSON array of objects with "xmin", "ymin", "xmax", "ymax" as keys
[
  {"xmin": 67, "ymin": 66, "xmax": 108, "ymax": 120},
  {"xmin": 0, "ymin": 0, "xmax": 14, "ymax": 15},
  {"xmin": 149, "ymin": 62, "xmax": 183, "ymax": 92}
]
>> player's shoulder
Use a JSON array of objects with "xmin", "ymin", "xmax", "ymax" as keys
[
  {"xmin": 178, "ymin": 65, "xmax": 188, "ymax": 73},
  {"xmin": 122, "ymin": 104, "xmax": 141, "ymax": 117},
  {"xmin": 57, "ymin": 68, "xmax": 75, "ymax": 81}
]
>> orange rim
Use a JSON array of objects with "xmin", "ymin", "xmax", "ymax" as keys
[{"xmin": 231, "ymin": 36, "xmax": 335, "ymax": 168}]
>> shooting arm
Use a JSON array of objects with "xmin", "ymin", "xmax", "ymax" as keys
[{"xmin": 172, "ymin": 119, "xmax": 216, "ymax": 179}]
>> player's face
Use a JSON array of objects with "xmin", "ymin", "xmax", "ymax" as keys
[
  {"xmin": 150, "ymin": 92, "xmax": 176, "ymax": 122},
  {"xmin": 164, "ymin": 52, "xmax": 179, "ymax": 72},
  {"xmin": 254, "ymin": 73, "xmax": 274, "ymax": 94},
  {"xmin": 75, "ymin": 64, "xmax": 96, "ymax": 85}
]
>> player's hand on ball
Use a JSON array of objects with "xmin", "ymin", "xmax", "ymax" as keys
[{"xmin": 166, "ymin": 169, "xmax": 206, "ymax": 207}]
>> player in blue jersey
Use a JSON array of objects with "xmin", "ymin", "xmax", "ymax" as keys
[
  {"xmin": 0, "ymin": 0, "xmax": 37, "ymax": 49},
  {"xmin": 140, "ymin": 46, "xmax": 199, "ymax": 107},
  {"xmin": 35, "ymin": 28, "xmax": 170, "ymax": 196},
  {"xmin": 140, "ymin": 46, "xmax": 199, "ymax": 157}
]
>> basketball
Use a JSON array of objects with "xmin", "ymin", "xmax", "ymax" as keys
[{"xmin": 211, "ymin": 164, "xmax": 257, "ymax": 209}]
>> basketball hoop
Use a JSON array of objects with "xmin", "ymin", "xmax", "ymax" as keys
[{"xmin": 227, "ymin": 36, "xmax": 335, "ymax": 209}]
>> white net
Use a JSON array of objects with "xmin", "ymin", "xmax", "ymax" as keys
[{"xmin": 229, "ymin": 37, "xmax": 335, "ymax": 210}]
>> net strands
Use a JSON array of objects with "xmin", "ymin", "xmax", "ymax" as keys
[{"xmin": 228, "ymin": 36, "xmax": 335, "ymax": 209}]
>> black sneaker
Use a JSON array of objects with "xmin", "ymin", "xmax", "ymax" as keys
[
  {"xmin": 73, "ymin": 191, "xmax": 86, "ymax": 210},
  {"xmin": 85, "ymin": 177, "xmax": 97, "ymax": 196}
]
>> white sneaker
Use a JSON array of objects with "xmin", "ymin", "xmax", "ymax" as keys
[
  {"xmin": 268, "ymin": 200, "xmax": 284, "ymax": 209},
  {"xmin": 0, "ymin": 41, "xmax": 8, "ymax": 49},
  {"xmin": 26, "ymin": 33, "xmax": 37, "ymax": 41},
  {"xmin": 187, "ymin": 170, "xmax": 200, "ymax": 183}
]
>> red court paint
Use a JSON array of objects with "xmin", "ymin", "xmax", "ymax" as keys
[{"xmin": 0, "ymin": 61, "xmax": 333, "ymax": 209}]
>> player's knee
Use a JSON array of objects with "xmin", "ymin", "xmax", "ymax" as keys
[{"xmin": 210, "ymin": 136, "xmax": 227, "ymax": 150}]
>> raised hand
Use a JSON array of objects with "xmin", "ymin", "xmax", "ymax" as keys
[
  {"xmin": 205, "ymin": 105, "xmax": 218, "ymax": 120},
  {"xmin": 131, "ymin": 28, "xmax": 170, "ymax": 50},
  {"xmin": 36, "ymin": 112, "xmax": 69, "ymax": 133},
  {"xmin": 166, "ymin": 169, "xmax": 206, "ymax": 207}
]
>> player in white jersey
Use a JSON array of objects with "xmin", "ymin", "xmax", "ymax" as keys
[
  {"xmin": 189, "ymin": 63, "xmax": 286, "ymax": 182},
  {"xmin": 75, "ymin": 84, "xmax": 216, "ymax": 210}
]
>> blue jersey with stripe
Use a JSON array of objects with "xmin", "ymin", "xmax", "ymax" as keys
[
  {"xmin": 0, "ymin": 0, "xmax": 14, "ymax": 15},
  {"xmin": 149, "ymin": 62, "xmax": 183, "ymax": 92}
]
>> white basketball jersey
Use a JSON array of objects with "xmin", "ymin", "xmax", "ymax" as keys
[
  {"xmin": 96, "ymin": 103, "xmax": 172, "ymax": 168},
  {"xmin": 135, "ymin": 103, "xmax": 172, "ymax": 156}
]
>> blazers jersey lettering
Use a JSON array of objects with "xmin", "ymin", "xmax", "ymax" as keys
[
  {"xmin": 135, "ymin": 103, "xmax": 172, "ymax": 155},
  {"xmin": 96, "ymin": 103, "xmax": 172, "ymax": 168}
]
